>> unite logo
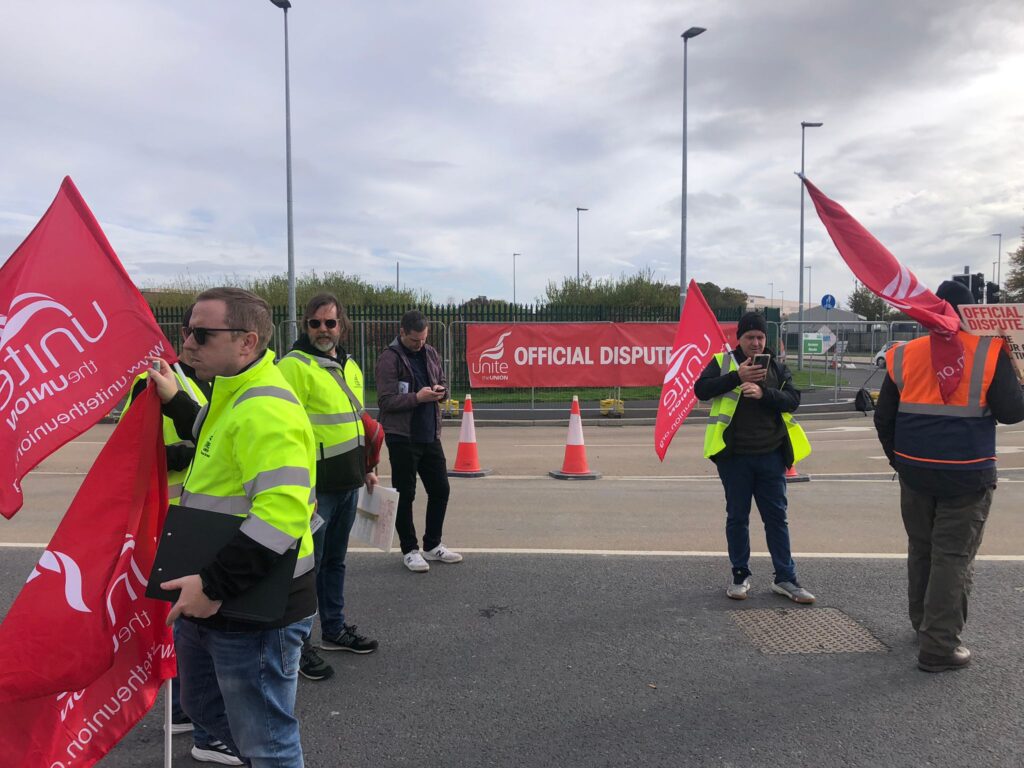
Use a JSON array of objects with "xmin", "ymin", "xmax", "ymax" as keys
[
  {"xmin": 471, "ymin": 330, "xmax": 512, "ymax": 380},
  {"xmin": 660, "ymin": 334, "xmax": 714, "ymax": 414},
  {"xmin": 0, "ymin": 291, "xmax": 109, "ymax": 418},
  {"xmin": 27, "ymin": 548, "xmax": 92, "ymax": 613},
  {"xmin": 879, "ymin": 264, "xmax": 926, "ymax": 310}
]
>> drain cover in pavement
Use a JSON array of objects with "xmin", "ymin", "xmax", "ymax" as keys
[{"xmin": 730, "ymin": 607, "xmax": 888, "ymax": 654}]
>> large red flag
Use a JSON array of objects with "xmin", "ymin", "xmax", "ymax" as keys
[
  {"xmin": 654, "ymin": 281, "xmax": 729, "ymax": 460},
  {"xmin": 801, "ymin": 176, "xmax": 964, "ymax": 401},
  {"xmin": 0, "ymin": 385, "xmax": 175, "ymax": 767},
  {"xmin": 0, "ymin": 177, "xmax": 176, "ymax": 518}
]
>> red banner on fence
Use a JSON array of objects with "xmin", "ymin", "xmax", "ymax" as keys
[{"xmin": 466, "ymin": 322, "xmax": 739, "ymax": 388}]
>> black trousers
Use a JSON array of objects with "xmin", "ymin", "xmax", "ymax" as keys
[{"xmin": 388, "ymin": 439, "xmax": 451, "ymax": 554}]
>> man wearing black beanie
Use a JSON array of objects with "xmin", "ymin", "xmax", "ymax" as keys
[
  {"xmin": 694, "ymin": 311, "xmax": 815, "ymax": 604},
  {"xmin": 874, "ymin": 280, "xmax": 1024, "ymax": 672}
]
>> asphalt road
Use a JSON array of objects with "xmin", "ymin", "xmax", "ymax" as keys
[{"xmin": 2, "ymin": 413, "xmax": 1023, "ymax": 767}]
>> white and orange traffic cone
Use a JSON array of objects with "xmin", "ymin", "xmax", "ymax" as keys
[
  {"xmin": 448, "ymin": 394, "xmax": 492, "ymax": 478},
  {"xmin": 784, "ymin": 465, "xmax": 810, "ymax": 483},
  {"xmin": 549, "ymin": 396, "xmax": 601, "ymax": 480}
]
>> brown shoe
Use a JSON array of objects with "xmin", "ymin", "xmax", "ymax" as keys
[{"xmin": 917, "ymin": 646, "xmax": 971, "ymax": 673}]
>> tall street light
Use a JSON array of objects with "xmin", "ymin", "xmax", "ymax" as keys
[
  {"xmin": 991, "ymin": 232, "xmax": 1003, "ymax": 293},
  {"xmin": 679, "ymin": 26, "xmax": 706, "ymax": 311},
  {"xmin": 798, "ymin": 120, "xmax": 823, "ymax": 371},
  {"xmin": 512, "ymin": 252, "xmax": 521, "ymax": 305},
  {"xmin": 576, "ymin": 207, "xmax": 588, "ymax": 282},
  {"xmin": 769, "ymin": 281, "xmax": 775, "ymax": 309},
  {"xmin": 269, "ymin": 0, "xmax": 297, "ymax": 344}
]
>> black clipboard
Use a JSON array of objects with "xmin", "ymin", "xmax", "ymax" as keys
[{"xmin": 146, "ymin": 504, "xmax": 299, "ymax": 623}]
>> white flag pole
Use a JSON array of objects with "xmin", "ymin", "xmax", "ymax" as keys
[{"xmin": 164, "ymin": 677, "xmax": 174, "ymax": 767}]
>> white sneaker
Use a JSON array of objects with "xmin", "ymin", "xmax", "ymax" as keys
[
  {"xmin": 403, "ymin": 550, "xmax": 430, "ymax": 572},
  {"xmin": 423, "ymin": 543, "xmax": 463, "ymax": 564},
  {"xmin": 727, "ymin": 576, "xmax": 751, "ymax": 600}
]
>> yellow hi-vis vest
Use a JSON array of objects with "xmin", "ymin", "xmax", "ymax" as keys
[
  {"xmin": 276, "ymin": 350, "xmax": 366, "ymax": 462},
  {"xmin": 702, "ymin": 352, "xmax": 811, "ymax": 463},
  {"xmin": 180, "ymin": 350, "xmax": 316, "ymax": 579},
  {"xmin": 126, "ymin": 369, "xmax": 208, "ymax": 505}
]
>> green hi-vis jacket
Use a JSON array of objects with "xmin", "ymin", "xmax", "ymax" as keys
[
  {"xmin": 127, "ymin": 368, "xmax": 208, "ymax": 504},
  {"xmin": 276, "ymin": 349, "xmax": 367, "ymax": 492},
  {"xmin": 702, "ymin": 352, "xmax": 811, "ymax": 464},
  {"xmin": 180, "ymin": 350, "xmax": 317, "ymax": 580}
]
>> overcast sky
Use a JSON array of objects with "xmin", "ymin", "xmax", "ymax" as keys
[{"xmin": 1, "ymin": 1, "xmax": 1021, "ymax": 310}]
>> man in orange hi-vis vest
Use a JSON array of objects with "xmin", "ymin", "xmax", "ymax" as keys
[{"xmin": 874, "ymin": 280, "xmax": 1024, "ymax": 673}]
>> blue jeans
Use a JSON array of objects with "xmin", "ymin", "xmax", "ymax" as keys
[
  {"xmin": 171, "ymin": 676, "xmax": 213, "ymax": 748},
  {"xmin": 716, "ymin": 450, "xmax": 797, "ymax": 583},
  {"xmin": 312, "ymin": 488, "xmax": 358, "ymax": 637},
  {"xmin": 174, "ymin": 616, "xmax": 313, "ymax": 768}
]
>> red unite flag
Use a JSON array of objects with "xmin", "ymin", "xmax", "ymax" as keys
[
  {"xmin": 0, "ymin": 385, "xmax": 174, "ymax": 767},
  {"xmin": 801, "ymin": 176, "xmax": 964, "ymax": 401},
  {"xmin": 654, "ymin": 281, "xmax": 729, "ymax": 461},
  {"xmin": 0, "ymin": 177, "xmax": 176, "ymax": 518}
]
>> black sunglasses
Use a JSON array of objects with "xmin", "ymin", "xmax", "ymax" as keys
[
  {"xmin": 184, "ymin": 326, "xmax": 249, "ymax": 345},
  {"xmin": 306, "ymin": 319, "xmax": 338, "ymax": 329}
]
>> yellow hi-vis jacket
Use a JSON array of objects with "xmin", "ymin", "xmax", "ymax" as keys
[
  {"xmin": 127, "ymin": 368, "xmax": 208, "ymax": 505},
  {"xmin": 180, "ymin": 350, "xmax": 316, "ymax": 579},
  {"xmin": 276, "ymin": 349, "xmax": 367, "ymax": 492},
  {"xmin": 702, "ymin": 352, "xmax": 811, "ymax": 464}
]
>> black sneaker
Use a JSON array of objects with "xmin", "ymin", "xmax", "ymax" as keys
[
  {"xmin": 165, "ymin": 714, "xmax": 193, "ymax": 735},
  {"xmin": 319, "ymin": 624, "xmax": 379, "ymax": 654},
  {"xmin": 191, "ymin": 739, "xmax": 244, "ymax": 765},
  {"xmin": 299, "ymin": 646, "xmax": 335, "ymax": 680}
]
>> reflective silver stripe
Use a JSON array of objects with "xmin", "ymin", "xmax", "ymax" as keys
[
  {"xmin": 283, "ymin": 352, "xmax": 312, "ymax": 366},
  {"xmin": 329, "ymin": 368, "xmax": 366, "ymax": 417},
  {"xmin": 308, "ymin": 487, "xmax": 317, "ymax": 505},
  {"xmin": 192, "ymin": 403, "xmax": 210, "ymax": 442},
  {"xmin": 168, "ymin": 483, "xmax": 183, "ymax": 499},
  {"xmin": 892, "ymin": 344, "xmax": 905, "ymax": 391},
  {"xmin": 968, "ymin": 336, "xmax": 993, "ymax": 406},
  {"xmin": 239, "ymin": 514, "xmax": 299, "ymax": 554},
  {"xmin": 243, "ymin": 466, "xmax": 312, "ymax": 498},
  {"xmin": 294, "ymin": 553, "xmax": 315, "ymax": 578},
  {"xmin": 722, "ymin": 390, "xmax": 740, "ymax": 403},
  {"xmin": 234, "ymin": 386, "xmax": 299, "ymax": 408},
  {"xmin": 898, "ymin": 402, "xmax": 990, "ymax": 418},
  {"xmin": 308, "ymin": 412, "xmax": 359, "ymax": 425},
  {"xmin": 179, "ymin": 492, "xmax": 251, "ymax": 517},
  {"xmin": 708, "ymin": 413, "xmax": 732, "ymax": 426},
  {"xmin": 313, "ymin": 357, "xmax": 344, "ymax": 372},
  {"xmin": 321, "ymin": 434, "xmax": 365, "ymax": 458}
]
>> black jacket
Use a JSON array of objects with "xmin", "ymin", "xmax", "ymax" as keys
[{"xmin": 693, "ymin": 349, "xmax": 801, "ymax": 465}]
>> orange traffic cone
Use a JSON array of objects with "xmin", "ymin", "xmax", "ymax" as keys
[
  {"xmin": 549, "ymin": 396, "xmax": 601, "ymax": 480},
  {"xmin": 448, "ymin": 394, "xmax": 492, "ymax": 478},
  {"xmin": 785, "ymin": 465, "xmax": 810, "ymax": 483}
]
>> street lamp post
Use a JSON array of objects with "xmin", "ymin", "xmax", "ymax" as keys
[
  {"xmin": 513, "ymin": 252, "xmax": 521, "ymax": 305},
  {"xmin": 680, "ymin": 26, "xmax": 706, "ymax": 311},
  {"xmin": 798, "ymin": 120, "xmax": 823, "ymax": 370},
  {"xmin": 805, "ymin": 266, "xmax": 812, "ymax": 313},
  {"xmin": 991, "ymin": 233, "xmax": 1003, "ymax": 294},
  {"xmin": 269, "ymin": 0, "xmax": 297, "ymax": 344},
  {"xmin": 576, "ymin": 207, "xmax": 588, "ymax": 282}
]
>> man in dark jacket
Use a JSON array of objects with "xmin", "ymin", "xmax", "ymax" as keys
[
  {"xmin": 874, "ymin": 280, "xmax": 1024, "ymax": 672},
  {"xmin": 694, "ymin": 312, "xmax": 815, "ymax": 604},
  {"xmin": 375, "ymin": 310, "xmax": 462, "ymax": 572}
]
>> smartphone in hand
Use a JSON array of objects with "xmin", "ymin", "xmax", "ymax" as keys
[{"xmin": 753, "ymin": 354, "xmax": 770, "ymax": 369}]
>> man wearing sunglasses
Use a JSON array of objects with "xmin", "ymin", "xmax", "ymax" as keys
[
  {"xmin": 149, "ymin": 287, "xmax": 317, "ymax": 768},
  {"xmin": 277, "ymin": 293, "xmax": 380, "ymax": 682}
]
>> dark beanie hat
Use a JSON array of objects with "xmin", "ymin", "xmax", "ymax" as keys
[
  {"xmin": 936, "ymin": 280, "xmax": 975, "ymax": 315},
  {"xmin": 737, "ymin": 311, "xmax": 768, "ymax": 338}
]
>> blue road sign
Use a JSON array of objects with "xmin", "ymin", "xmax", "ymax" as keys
[{"xmin": 821, "ymin": 294, "xmax": 836, "ymax": 310}]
